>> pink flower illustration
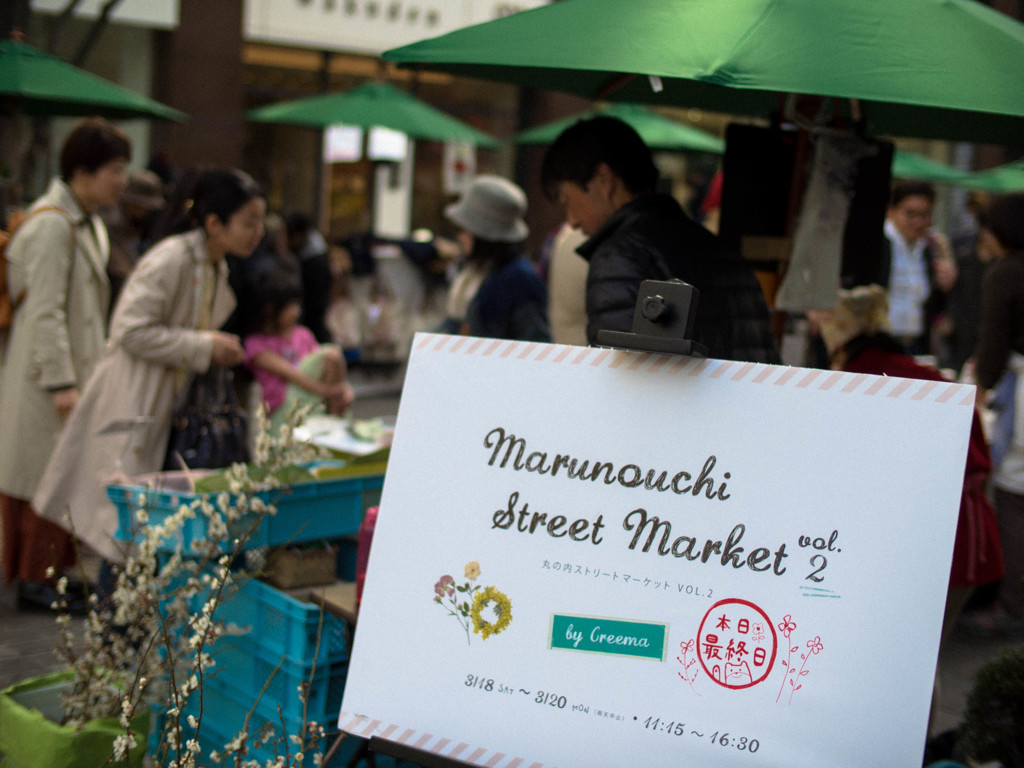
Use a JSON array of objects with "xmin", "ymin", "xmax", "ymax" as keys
[
  {"xmin": 434, "ymin": 575, "xmax": 455, "ymax": 598},
  {"xmin": 751, "ymin": 622, "xmax": 766, "ymax": 643},
  {"xmin": 776, "ymin": 614, "xmax": 823, "ymax": 705},
  {"xmin": 676, "ymin": 638, "xmax": 701, "ymax": 696}
]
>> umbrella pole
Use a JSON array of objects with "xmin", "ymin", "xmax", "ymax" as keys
[{"xmin": 314, "ymin": 51, "xmax": 331, "ymax": 234}]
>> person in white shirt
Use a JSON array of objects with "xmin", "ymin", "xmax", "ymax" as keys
[{"xmin": 882, "ymin": 181, "xmax": 957, "ymax": 354}]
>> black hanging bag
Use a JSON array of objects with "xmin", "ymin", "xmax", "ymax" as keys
[{"xmin": 164, "ymin": 367, "xmax": 250, "ymax": 470}]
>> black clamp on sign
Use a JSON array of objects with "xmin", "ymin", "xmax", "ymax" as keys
[{"xmin": 596, "ymin": 279, "xmax": 708, "ymax": 358}]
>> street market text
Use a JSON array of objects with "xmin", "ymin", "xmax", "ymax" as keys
[
  {"xmin": 485, "ymin": 425, "xmax": 843, "ymax": 582},
  {"xmin": 491, "ymin": 492, "xmax": 839, "ymax": 581},
  {"xmin": 490, "ymin": 493, "xmax": 791, "ymax": 575}
]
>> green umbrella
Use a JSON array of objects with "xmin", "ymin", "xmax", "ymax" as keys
[
  {"xmin": 892, "ymin": 150, "xmax": 969, "ymax": 184},
  {"xmin": 963, "ymin": 161, "xmax": 1024, "ymax": 192},
  {"xmin": 515, "ymin": 103, "xmax": 723, "ymax": 152},
  {"xmin": 0, "ymin": 39, "xmax": 186, "ymax": 121},
  {"xmin": 384, "ymin": 0, "xmax": 1024, "ymax": 145},
  {"xmin": 246, "ymin": 81, "xmax": 500, "ymax": 148}
]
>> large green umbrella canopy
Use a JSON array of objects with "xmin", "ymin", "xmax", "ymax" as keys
[
  {"xmin": 0, "ymin": 39, "xmax": 186, "ymax": 121},
  {"xmin": 963, "ymin": 160, "xmax": 1024, "ymax": 192},
  {"xmin": 892, "ymin": 150, "xmax": 969, "ymax": 184},
  {"xmin": 515, "ymin": 102, "xmax": 724, "ymax": 152},
  {"xmin": 384, "ymin": 0, "xmax": 1024, "ymax": 145},
  {"xmin": 246, "ymin": 81, "xmax": 500, "ymax": 148}
]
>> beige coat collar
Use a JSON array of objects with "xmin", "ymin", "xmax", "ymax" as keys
[
  {"xmin": 180, "ymin": 228, "xmax": 235, "ymax": 330},
  {"xmin": 44, "ymin": 179, "xmax": 110, "ymax": 284}
]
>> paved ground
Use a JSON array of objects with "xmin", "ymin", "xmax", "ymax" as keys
[{"xmin": 1, "ymin": 367, "xmax": 1021, "ymax": 765}]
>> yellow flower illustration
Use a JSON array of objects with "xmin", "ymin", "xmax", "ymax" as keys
[
  {"xmin": 470, "ymin": 586, "xmax": 513, "ymax": 640},
  {"xmin": 464, "ymin": 561, "xmax": 481, "ymax": 580}
]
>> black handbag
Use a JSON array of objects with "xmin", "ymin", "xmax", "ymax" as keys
[{"xmin": 164, "ymin": 367, "xmax": 250, "ymax": 470}]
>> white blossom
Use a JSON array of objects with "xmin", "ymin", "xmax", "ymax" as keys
[
  {"xmin": 112, "ymin": 733, "xmax": 136, "ymax": 761},
  {"xmin": 227, "ymin": 731, "xmax": 248, "ymax": 752}
]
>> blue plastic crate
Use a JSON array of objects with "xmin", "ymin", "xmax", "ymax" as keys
[
  {"xmin": 207, "ymin": 637, "xmax": 348, "ymax": 724},
  {"xmin": 206, "ymin": 578, "xmax": 349, "ymax": 668},
  {"xmin": 178, "ymin": 682, "xmax": 329, "ymax": 764},
  {"xmin": 108, "ymin": 471, "xmax": 383, "ymax": 554}
]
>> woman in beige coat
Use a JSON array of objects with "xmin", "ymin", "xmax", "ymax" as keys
[
  {"xmin": 33, "ymin": 169, "xmax": 265, "ymax": 569},
  {"xmin": 0, "ymin": 118, "xmax": 130, "ymax": 607}
]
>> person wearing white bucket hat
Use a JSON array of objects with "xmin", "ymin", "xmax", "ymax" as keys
[{"xmin": 440, "ymin": 175, "xmax": 550, "ymax": 342}]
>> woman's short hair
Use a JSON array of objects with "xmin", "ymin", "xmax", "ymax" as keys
[
  {"xmin": 59, "ymin": 117, "xmax": 132, "ymax": 181},
  {"xmin": 979, "ymin": 192, "xmax": 1024, "ymax": 251}
]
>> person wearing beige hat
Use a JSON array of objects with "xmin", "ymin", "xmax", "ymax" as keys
[
  {"xmin": 817, "ymin": 284, "xmax": 1003, "ymax": 735},
  {"xmin": 440, "ymin": 175, "xmax": 550, "ymax": 342},
  {"xmin": 815, "ymin": 284, "xmax": 895, "ymax": 369},
  {"xmin": 102, "ymin": 168, "xmax": 165, "ymax": 311}
]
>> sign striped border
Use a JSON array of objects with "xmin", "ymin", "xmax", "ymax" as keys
[
  {"xmin": 413, "ymin": 333, "xmax": 976, "ymax": 407},
  {"xmin": 339, "ymin": 712, "xmax": 544, "ymax": 768}
]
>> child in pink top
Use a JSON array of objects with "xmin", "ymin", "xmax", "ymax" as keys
[{"xmin": 245, "ymin": 269, "xmax": 354, "ymax": 420}]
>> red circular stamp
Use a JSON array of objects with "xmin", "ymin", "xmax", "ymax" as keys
[{"xmin": 696, "ymin": 598, "xmax": 777, "ymax": 689}]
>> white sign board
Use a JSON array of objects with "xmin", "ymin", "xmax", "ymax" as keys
[
  {"xmin": 341, "ymin": 334, "xmax": 974, "ymax": 768},
  {"xmin": 32, "ymin": 0, "xmax": 178, "ymax": 28},
  {"xmin": 244, "ymin": 0, "xmax": 550, "ymax": 56}
]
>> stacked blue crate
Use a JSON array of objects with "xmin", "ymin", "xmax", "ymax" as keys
[
  {"xmin": 204, "ymin": 579, "xmax": 350, "ymax": 723},
  {"xmin": 110, "ymin": 467, "xmax": 388, "ymax": 764},
  {"xmin": 108, "ymin": 472, "xmax": 384, "ymax": 554},
  {"xmin": 152, "ymin": 583, "xmax": 410, "ymax": 766}
]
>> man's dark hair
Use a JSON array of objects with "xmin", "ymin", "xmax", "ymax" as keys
[
  {"xmin": 541, "ymin": 116, "xmax": 659, "ymax": 200},
  {"xmin": 890, "ymin": 180, "xmax": 936, "ymax": 208},
  {"xmin": 59, "ymin": 117, "xmax": 131, "ymax": 181},
  {"xmin": 979, "ymin": 192, "xmax": 1024, "ymax": 250}
]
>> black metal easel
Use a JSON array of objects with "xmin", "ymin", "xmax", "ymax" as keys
[{"xmin": 326, "ymin": 280, "xmax": 705, "ymax": 768}]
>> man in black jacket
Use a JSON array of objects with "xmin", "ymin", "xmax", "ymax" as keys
[{"xmin": 541, "ymin": 117, "xmax": 779, "ymax": 363}]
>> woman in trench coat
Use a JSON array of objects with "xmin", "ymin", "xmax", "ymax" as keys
[
  {"xmin": 0, "ymin": 118, "xmax": 130, "ymax": 606},
  {"xmin": 33, "ymin": 169, "xmax": 265, "ymax": 565}
]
